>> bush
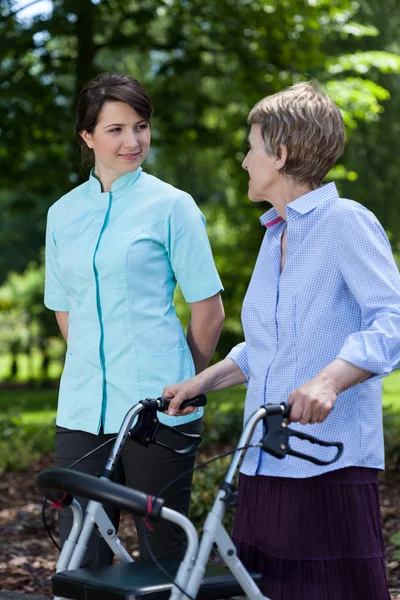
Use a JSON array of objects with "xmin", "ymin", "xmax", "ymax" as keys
[
  {"xmin": 383, "ymin": 406, "xmax": 400, "ymax": 467},
  {"xmin": 201, "ymin": 391, "xmax": 245, "ymax": 450},
  {"xmin": 190, "ymin": 453, "xmax": 237, "ymax": 534},
  {"xmin": 390, "ymin": 531, "xmax": 400, "ymax": 560},
  {"xmin": 189, "ymin": 390, "xmax": 244, "ymax": 533},
  {"xmin": 0, "ymin": 413, "xmax": 55, "ymax": 473}
]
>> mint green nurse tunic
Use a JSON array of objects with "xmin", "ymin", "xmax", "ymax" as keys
[{"xmin": 44, "ymin": 168, "xmax": 223, "ymax": 434}]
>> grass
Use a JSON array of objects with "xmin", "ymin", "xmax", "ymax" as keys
[
  {"xmin": 0, "ymin": 370, "xmax": 399, "ymax": 425},
  {"xmin": 0, "ymin": 351, "xmax": 63, "ymax": 382},
  {"xmin": 0, "ymin": 389, "xmax": 58, "ymax": 423},
  {"xmin": 382, "ymin": 369, "xmax": 400, "ymax": 409}
]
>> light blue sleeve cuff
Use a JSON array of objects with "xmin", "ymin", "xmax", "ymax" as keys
[
  {"xmin": 337, "ymin": 333, "xmax": 394, "ymax": 378},
  {"xmin": 184, "ymin": 281, "xmax": 224, "ymax": 304},
  {"xmin": 227, "ymin": 341, "xmax": 250, "ymax": 382},
  {"xmin": 44, "ymin": 294, "xmax": 71, "ymax": 312}
]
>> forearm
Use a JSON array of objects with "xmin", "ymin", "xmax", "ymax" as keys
[
  {"xmin": 55, "ymin": 311, "xmax": 69, "ymax": 342},
  {"xmin": 196, "ymin": 357, "xmax": 248, "ymax": 393},
  {"xmin": 317, "ymin": 358, "xmax": 372, "ymax": 394},
  {"xmin": 164, "ymin": 357, "xmax": 247, "ymax": 416},
  {"xmin": 186, "ymin": 320, "xmax": 221, "ymax": 373}
]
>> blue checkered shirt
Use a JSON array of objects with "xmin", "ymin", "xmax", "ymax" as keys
[{"xmin": 228, "ymin": 183, "xmax": 400, "ymax": 478}]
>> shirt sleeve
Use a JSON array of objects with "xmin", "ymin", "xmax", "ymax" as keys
[
  {"xmin": 166, "ymin": 194, "xmax": 223, "ymax": 303},
  {"xmin": 337, "ymin": 206, "xmax": 400, "ymax": 376},
  {"xmin": 227, "ymin": 341, "xmax": 250, "ymax": 382},
  {"xmin": 44, "ymin": 212, "xmax": 70, "ymax": 312}
]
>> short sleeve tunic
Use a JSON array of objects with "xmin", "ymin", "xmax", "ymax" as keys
[{"xmin": 44, "ymin": 168, "xmax": 223, "ymax": 434}]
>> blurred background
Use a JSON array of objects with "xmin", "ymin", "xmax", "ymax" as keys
[
  {"xmin": 2, "ymin": 1, "xmax": 400, "ymax": 595},
  {"xmin": 2, "ymin": 0, "xmax": 400, "ymax": 375},
  {"xmin": 1, "ymin": 0, "xmax": 400, "ymax": 462},
  {"xmin": 2, "ymin": 0, "xmax": 400, "ymax": 462}
]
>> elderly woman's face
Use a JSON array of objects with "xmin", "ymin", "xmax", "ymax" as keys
[{"xmin": 242, "ymin": 124, "xmax": 282, "ymax": 203}]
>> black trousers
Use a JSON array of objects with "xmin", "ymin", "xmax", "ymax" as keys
[{"xmin": 55, "ymin": 418, "xmax": 202, "ymax": 568}]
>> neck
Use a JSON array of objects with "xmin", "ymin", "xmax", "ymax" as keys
[
  {"xmin": 93, "ymin": 164, "xmax": 122, "ymax": 193},
  {"xmin": 271, "ymin": 179, "xmax": 316, "ymax": 220}
]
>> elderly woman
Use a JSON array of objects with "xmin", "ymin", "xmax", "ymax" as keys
[{"xmin": 163, "ymin": 83, "xmax": 400, "ymax": 599}]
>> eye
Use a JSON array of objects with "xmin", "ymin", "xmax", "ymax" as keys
[
  {"xmin": 136, "ymin": 123, "xmax": 149, "ymax": 131},
  {"xmin": 109, "ymin": 127, "xmax": 121, "ymax": 133}
]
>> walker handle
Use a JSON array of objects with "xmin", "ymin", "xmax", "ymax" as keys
[
  {"xmin": 286, "ymin": 429, "xmax": 344, "ymax": 466},
  {"xmin": 261, "ymin": 404, "xmax": 344, "ymax": 466},
  {"xmin": 129, "ymin": 395, "xmax": 207, "ymax": 455},
  {"xmin": 158, "ymin": 394, "xmax": 207, "ymax": 412}
]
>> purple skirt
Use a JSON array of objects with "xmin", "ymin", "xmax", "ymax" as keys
[{"xmin": 232, "ymin": 467, "xmax": 390, "ymax": 600}]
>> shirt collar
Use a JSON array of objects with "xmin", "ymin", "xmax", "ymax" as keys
[
  {"xmin": 260, "ymin": 182, "xmax": 339, "ymax": 228},
  {"xmin": 89, "ymin": 167, "xmax": 142, "ymax": 193}
]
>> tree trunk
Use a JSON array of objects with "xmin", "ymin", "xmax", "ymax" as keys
[{"xmin": 73, "ymin": 0, "xmax": 98, "ymax": 102}]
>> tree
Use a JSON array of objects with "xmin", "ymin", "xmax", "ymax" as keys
[
  {"xmin": 0, "ymin": 260, "xmax": 62, "ymax": 381},
  {"xmin": 1, "ymin": 0, "xmax": 400, "ymax": 358}
]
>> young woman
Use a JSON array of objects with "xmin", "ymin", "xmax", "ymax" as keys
[{"xmin": 44, "ymin": 71, "xmax": 224, "ymax": 567}]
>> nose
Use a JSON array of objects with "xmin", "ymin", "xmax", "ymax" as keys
[
  {"xmin": 123, "ymin": 129, "xmax": 140, "ymax": 150},
  {"xmin": 242, "ymin": 155, "xmax": 248, "ymax": 170}
]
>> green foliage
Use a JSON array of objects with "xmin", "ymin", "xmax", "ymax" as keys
[
  {"xmin": 0, "ymin": 413, "xmax": 55, "ymax": 473},
  {"xmin": 190, "ymin": 454, "xmax": 236, "ymax": 534},
  {"xmin": 0, "ymin": 260, "xmax": 65, "ymax": 381},
  {"xmin": 390, "ymin": 531, "xmax": 400, "ymax": 560},
  {"xmin": 326, "ymin": 51, "xmax": 400, "ymax": 75},
  {"xmin": 325, "ymin": 78, "xmax": 390, "ymax": 128},
  {"xmin": 0, "ymin": 388, "xmax": 58, "ymax": 413},
  {"xmin": 382, "ymin": 407, "xmax": 400, "ymax": 467},
  {"xmin": 201, "ymin": 387, "xmax": 245, "ymax": 447},
  {"xmin": 1, "ymin": 0, "xmax": 400, "ymax": 360}
]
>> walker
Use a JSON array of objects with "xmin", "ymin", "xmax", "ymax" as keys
[{"xmin": 37, "ymin": 395, "xmax": 343, "ymax": 600}]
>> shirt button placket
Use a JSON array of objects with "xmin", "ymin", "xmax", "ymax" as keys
[{"xmin": 93, "ymin": 191, "xmax": 112, "ymax": 432}]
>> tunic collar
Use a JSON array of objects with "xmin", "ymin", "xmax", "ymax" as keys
[
  {"xmin": 89, "ymin": 167, "xmax": 142, "ymax": 194},
  {"xmin": 260, "ymin": 182, "xmax": 339, "ymax": 228}
]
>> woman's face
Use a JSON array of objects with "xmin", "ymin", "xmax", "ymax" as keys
[
  {"xmin": 81, "ymin": 101, "xmax": 151, "ymax": 181},
  {"xmin": 242, "ymin": 123, "xmax": 284, "ymax": 203}
]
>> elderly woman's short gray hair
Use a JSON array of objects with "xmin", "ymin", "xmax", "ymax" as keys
[{"xmin": 248, "ymin": 82, "xmax": 346, "ymax": 188}]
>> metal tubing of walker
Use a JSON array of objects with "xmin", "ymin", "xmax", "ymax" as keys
[
  {"xmin": 183, "ymin": 489, "xmax": 231, "ymax": 597},
  {"xmin": 66, "ymin": 499, "xmax": 103, "ymax": 570},
  {"xmin": 224, "ymin": 407, "xmax": 267, "ymax": 486},
  {"xmin": 161, "ymin": 507, "xmax": 199, "ymax": 600},
  {"xmin": 104, "ymin": 403, "xmax": 144, "ymax": 473},
  {"xmin": 183, "ymin": 407, "xmax": 268, "ymax": 599},
  {"xmin": 56, "ymin": 499, "xmax": 83, "ymax": 573}
]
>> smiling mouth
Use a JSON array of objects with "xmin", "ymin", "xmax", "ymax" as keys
[{"xmin": 119, "ymin": 152, "xmax": 140, "ymax": 159}]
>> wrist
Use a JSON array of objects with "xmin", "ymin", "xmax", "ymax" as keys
[
  {"xmin": 315, "ymin": 369, "xmax": 341, "ymax": 395},
  {"xmin": 193, "ymin": 369, "xmax": 212, "ymax": 395}
]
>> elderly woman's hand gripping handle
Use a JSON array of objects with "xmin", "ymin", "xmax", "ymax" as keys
[
  {"xmin": 163, "ymin": 358, "xmax": 248, "ymax": 416},
  {"xmin": 288, "ymin": 358, "xmax": 373, "ymax": 424}
]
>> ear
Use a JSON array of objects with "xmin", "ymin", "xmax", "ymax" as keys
[
  {"xmin": 79, "ymin": 130, "xmax": 94, "ymax": 149},
  {"xmin": 275, "ymin": 144, "xmax": 288, "ymax": 170}
]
